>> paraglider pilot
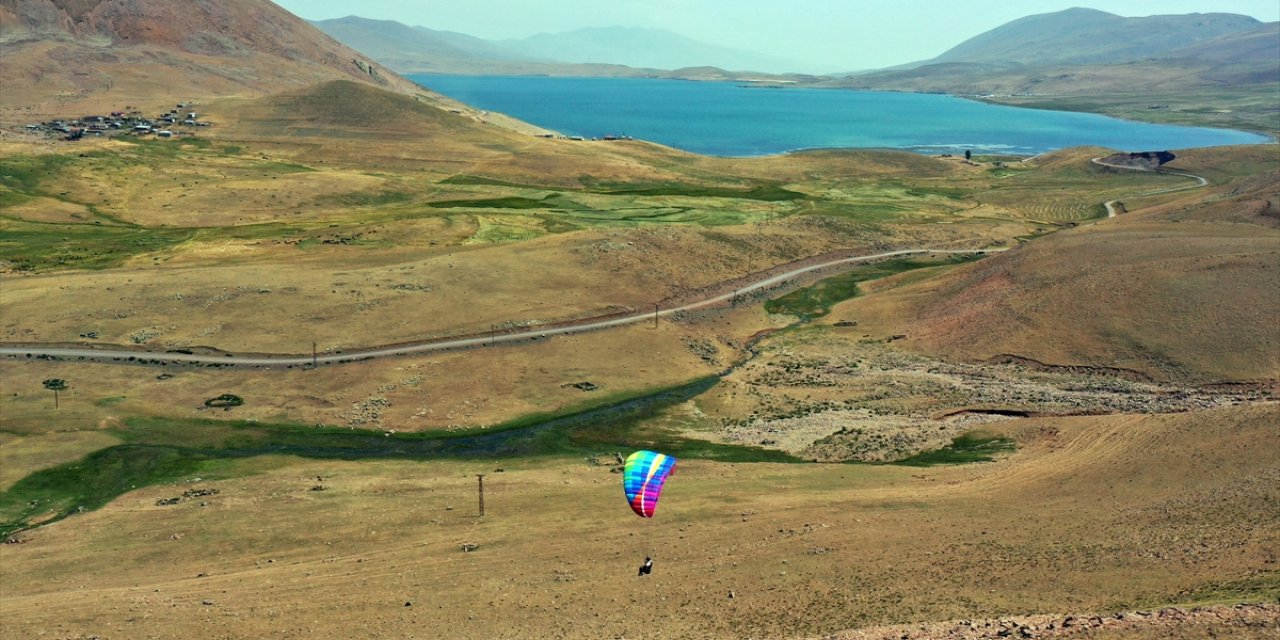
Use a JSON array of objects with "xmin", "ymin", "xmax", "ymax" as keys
[{"xmin": 638, "ymin": 557, "xmax": 653, "ymax": 576}]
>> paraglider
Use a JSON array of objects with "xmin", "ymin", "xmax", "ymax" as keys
[
  {"xmin": 623, "ymin": 450, "xmax": 677, "ymax": 577},
  {"xmin": 623, "ymin": 450, "xmax": 676, "ymax": 518}
]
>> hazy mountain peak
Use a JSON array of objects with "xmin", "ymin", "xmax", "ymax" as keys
[
  {"xmin": 931, "ymin": 7, "xmax": 1263, "ymax": 66},
  {"xmin": 499, "ymin": 25, "xmax": 809, "ymax": 73}
]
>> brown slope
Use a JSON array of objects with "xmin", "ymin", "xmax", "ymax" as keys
[
  {"xmin": 0, "ymin": 0, "xmax": 422, "ymax": 123},
  {"xmin": 839, "ymin": 147, "xmax": 1280, "ymax": 384},
  {"xmin": 198, "ymin": 79, "xmax": 708, "ymax": 188}
]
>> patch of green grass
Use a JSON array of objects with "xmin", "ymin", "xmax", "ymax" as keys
[
  {"xmin": 591, "ymin": 181, "xmax": 806, "ymax": 202},
  {"xmin": 429, "ymin": 195, "xmax": 553, "ymax": 210},
  {"xmin": 440, "ymin": 175, "xmax": 543, "ymax": 189},
  {"xmin": 0, "ymin": 445, "xmax": 212, "ymax": 537},
  {"xmin": 891, "ymin": 430, "xmax": 1016, "ymax": 466},
  {"xmin": 0, "ymin": 222, "xmax": 194, "ymax": 271},
  {"xmin": 553, "ymin": 206, "xmax": 752, "ymax": 227},
  {"xmin": 258, "ymin": 160, "xmax": 315, "ymax": 174},
  {"xmin": 322, "ymin": 190, "xmax": 413, "ymax": 207},
  {"xmin": 0, "ymin": 190, "xmax": 35, "ymax": 209},
  {"xmin": 0, "ymin": 377, "xmax": 796, "ymax": 536},
  {"xmin": 95, "ymin": 396, "xmax": 126, "ymax": 407},
  {"xmin": 1171, "ymin": 573, "xmax": 1280, "ymax": 606},
  {"xmin": 0, "ymin": 151, "xmax": 92, "ymax": 194},
  {"xmin": 1106, "ymin": 572, "xmax": 1280, "ymax": 611},
  {"xmin": 765, "ymin": 255, "xmax": 984, "ymax": 320},
  {"xmin": 905, "ymin": 186, "xmax": 971, "ymax": 200}
]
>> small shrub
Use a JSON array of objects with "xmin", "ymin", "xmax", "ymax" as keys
[{"xmin": 204, "ymin": 394, "xmax": 244, "ymax": 410}]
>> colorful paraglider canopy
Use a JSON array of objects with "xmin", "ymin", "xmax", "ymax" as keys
[{"xmin": 623, "ymin": 450, "xmax": 677, "ymax": 518}]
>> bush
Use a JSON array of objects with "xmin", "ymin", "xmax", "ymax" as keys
[{"xmin": 204, "ymin": 394, "xmax": 244, "ymax": 410}]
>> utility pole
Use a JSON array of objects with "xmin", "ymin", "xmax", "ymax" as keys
[
  {"xmin": 653, "ymin": 303, "xmax": 659, "ymax": 329},
  {"xmin": 476, "ymin": 474, "xmax": 485, "ymax": 517}
]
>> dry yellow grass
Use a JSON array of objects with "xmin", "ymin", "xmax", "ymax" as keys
[
  {"xmin": 5, "ymin": 10, "xmax": 1278, "ymax": 639},
  {"xmin": 838, "ymin": 165, "xmax": 1280, "ymax": 384},
  {"xmin": 2, "ymin": 404, "xmax": 1276, "ymax": 639},
  {"xmin": 0, "ymin": 317, "xmax": 726, "ymax": 435}
]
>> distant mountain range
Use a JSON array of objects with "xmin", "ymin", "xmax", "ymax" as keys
[
  {"xmin": 311, "ymin": 9, "xmax": 1278, "ymax": 95},
  {"xmin": 308, "ymin": 16, "xmax": 537, "ymax": 74},
  {"xmin": 837, "ymin": 8, "xmax": 1279, "ymax": 94},
  {"xmin": 311, "ymin": 17, "xmax": 812, "ymax": 78},
  {"xmin": 928, "ymin": 8, "xmax": 1263, "ymax": 67},
  {"xmin": 496, "ymin": 26, "xmax": 806, "ymax": 73}
]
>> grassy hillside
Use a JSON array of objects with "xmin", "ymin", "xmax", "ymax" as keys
[
  {"xmin": 839, "ymin": 146, "xmax": 1280, "ymax": 384},
  {"xmin": 2, "ymin": 4, "xmax": 1278, "ymax": 636},
  {"xmin": 1, "ymin": 403, "xmax": 1275, "ymax": 638}
]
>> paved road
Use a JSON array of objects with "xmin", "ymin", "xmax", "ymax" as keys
[{"xmin": 0, "ymin": 248, "xmax": 998, "ymax": 367}]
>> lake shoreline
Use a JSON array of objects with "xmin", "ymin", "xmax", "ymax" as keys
[{"xmin": 409, "ymin": 74, "xmax": 1271, "ymax": 158}]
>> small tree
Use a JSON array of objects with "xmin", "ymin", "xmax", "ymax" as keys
[
  {"xmin": 42, "ymin": 378, "xmax": 68, "ymax": 409},
  {"xmin": 964, "ymin": 149, "xmax": 972, "ymax": 161}
]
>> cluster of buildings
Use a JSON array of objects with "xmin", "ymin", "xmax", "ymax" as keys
[
  {"xmin": 23, "ymin": 103, "xmax": 213, "ymax": 141},
  {"xmin": 535, "ymin": 132, "xmax": 634, "ymax": 142}
]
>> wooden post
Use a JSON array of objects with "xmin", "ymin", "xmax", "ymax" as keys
[
  {"xmin": 477, "ymin": 474, "xmax": 485, "ymax": 517},
  {"xmin": 653, "ymin": 303, "xmax": 659, "ymax": 329}
]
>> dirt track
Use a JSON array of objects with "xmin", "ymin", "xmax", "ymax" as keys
[
  {"xmin": 0, "ymin": 248, "xmax": 998, "ymax": 367},
  {"xmin": 1090, "ymin": 155, "xmax": 1207, "ymax": 218}
]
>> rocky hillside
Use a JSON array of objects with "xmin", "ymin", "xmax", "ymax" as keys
[{"xmin": 0, "ymin": 0, "xmax": 424, "ymax": 122}]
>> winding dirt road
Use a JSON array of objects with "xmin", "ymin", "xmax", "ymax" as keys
[
  {"xmin": 0, "ymin": 248, "xmax": 998, "ymax": 368},
  {"xmin": 1090, "ymin": 156, "xmax": 1208, "ymax": 217}
]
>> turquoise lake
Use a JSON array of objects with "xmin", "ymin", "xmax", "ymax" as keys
[{"xmin": 409, "ymin": 74, "xmax": 1270, "ymax": 157}]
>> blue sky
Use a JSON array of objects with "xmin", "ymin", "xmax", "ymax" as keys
[{"xmin": 275, "ymin": 0, "xmax": 1280, "ymax": 71}]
